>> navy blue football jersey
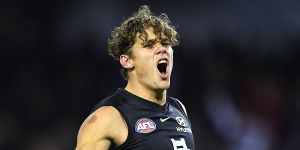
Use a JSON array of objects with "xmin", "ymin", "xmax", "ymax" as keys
[{"xmin": 92, "ymin": 88, "xmax": 195, "ymax": 150}]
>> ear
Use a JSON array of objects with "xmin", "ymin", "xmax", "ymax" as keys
[{"xmin": 120, "ymin": 54, "xmax": 134, "ymax": 69}]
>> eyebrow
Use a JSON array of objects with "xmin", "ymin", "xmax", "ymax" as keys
[
  {"xmin": 142, "ymin": 38, "xmax": 159, "ymax": 46},
  {"xmin": 147, "ymin": 38, "xmax": 158, "ymax": 43}
]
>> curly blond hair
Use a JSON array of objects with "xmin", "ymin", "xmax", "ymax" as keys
[{"xmin": 108, "ymin": 5, "xmax": 179, "ymax": 80}]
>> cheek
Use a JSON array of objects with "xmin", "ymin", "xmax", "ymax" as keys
[
  {"xmin": 135, "ymin": 58, "xmax": 153, "ymax": 74},
  {"xmin": 132, "ymin": 51, "xmax": 156, "ymax": 75},
  {"xmin": 170, "ymin": 52, "xmax": 174, "ymax": 67}
]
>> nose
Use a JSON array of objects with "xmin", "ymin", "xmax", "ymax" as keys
[{"xmin": 155, "ymin": 43, "xmax": 167, "ymax": 55}]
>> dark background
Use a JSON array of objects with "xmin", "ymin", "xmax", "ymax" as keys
[{"xmin": 1, "ymin": 0, "xmax": 300, "ymax": 149}]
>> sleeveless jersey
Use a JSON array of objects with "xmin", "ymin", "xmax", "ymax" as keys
[{"xmin": 92, "ymin": 88, "xmax": 195, "ymax": 150}]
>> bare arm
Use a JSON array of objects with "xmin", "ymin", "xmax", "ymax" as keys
[{"xmin": 75, "ymin": 106, "xmax": 127, "ymax": 150}]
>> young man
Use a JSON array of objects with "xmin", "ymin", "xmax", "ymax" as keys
[{"xmin": 76, "ymin": 5, "xmax": 195, "ymax": 150}]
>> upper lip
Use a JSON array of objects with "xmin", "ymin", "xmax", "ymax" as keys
[{"xmin": 157, "ymin": 57, "xmax": 169, "ymax": 64}]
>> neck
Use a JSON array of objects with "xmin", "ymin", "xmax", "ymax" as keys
[{"xmin": 124, "ymin": 82, "xmax": 167, "ymax": 106}]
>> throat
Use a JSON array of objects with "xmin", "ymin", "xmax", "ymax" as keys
[{"xmin": 154, "ymin": 91, "xmax": 166, "ymax": 105}]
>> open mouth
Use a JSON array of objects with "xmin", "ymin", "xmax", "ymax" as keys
[{"xmin": 157, "ymin": 59, "xmax": 168, "ymax": 76}]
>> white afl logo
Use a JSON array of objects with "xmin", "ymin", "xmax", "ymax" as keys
[
  {"xmin": 176, "ymin": 117, "xmax": 187, "ymax": 127},
  {"xmin": 135, "ymin": 118, "xmax": 156, "ymax": 133}
]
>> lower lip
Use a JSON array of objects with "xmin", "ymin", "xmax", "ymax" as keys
[{"xmin": 158, "ymin": 70, "xmax": 169, "ymax": 79}]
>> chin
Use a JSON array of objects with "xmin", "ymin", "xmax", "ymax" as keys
[{"xmin": 158, "ymin": 82, "xmax": 170, "ymax": 90}]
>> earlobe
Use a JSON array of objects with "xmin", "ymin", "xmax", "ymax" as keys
[{"xmin": 120, "ymin": 55, "xmax": 134, "ymax": 69}]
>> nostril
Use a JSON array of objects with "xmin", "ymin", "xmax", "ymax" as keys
[{"xmin": 156, "ymin": 47, "xmax": 167, "ymax": 55}]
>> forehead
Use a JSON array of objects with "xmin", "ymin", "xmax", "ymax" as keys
[
  {"xmin": 134, "ymin": 27, "xmax": 157, "ymax": 44},
  {"xmin": 144, "ymin": 27, "xmax": 156, "ymax": 39}
]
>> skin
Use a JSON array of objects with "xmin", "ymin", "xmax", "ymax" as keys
[
  {"xmin": 75, "ymin": 106, "xmax": 128, "ymax": 150},
  {"xmin": 75, "ymin": 27, "xmax": 174, "ymax": 150}
]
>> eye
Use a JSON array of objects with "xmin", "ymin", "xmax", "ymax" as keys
[
  {"xmin": 143, "ymin": 39, "xmax": 157, "ymax": 48},
  {"xmin": 160, "ymin": 39, "xmax": 171, "ymax": 46},
  {"xmin": 143, "ymin": 42, "xmax": 153, "ymax": 48},
  {"xmin": 161, "ymin": 42, "xmax": 171, "ymax": 46}
]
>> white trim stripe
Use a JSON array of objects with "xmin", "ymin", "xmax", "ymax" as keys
[{"xmin": 174, "ymin": 98, "xmax": 188, "ymax": 116}]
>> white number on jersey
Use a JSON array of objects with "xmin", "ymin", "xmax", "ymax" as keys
[{"xmin": 170, "ymin": 138, "xmax": 191, "ymax": 150}]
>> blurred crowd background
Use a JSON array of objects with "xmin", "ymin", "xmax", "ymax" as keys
[{"xmin": 1, "ymin": 0, "xmax": 300, "ymax": 149}]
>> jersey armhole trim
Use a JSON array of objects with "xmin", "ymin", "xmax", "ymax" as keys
[{"xmin": 173, "ymin": 98, "xmax": 188, "ymax": 116}]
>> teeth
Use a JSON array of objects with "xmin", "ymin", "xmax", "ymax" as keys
[{"xmin": 158, "ymin": 59, "xmax": 168, "ymax": 64}]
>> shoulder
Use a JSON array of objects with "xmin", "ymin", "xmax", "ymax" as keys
[
  {"xmin": 76, "ymin": 106, "xmax": 127, "ymax": 149},
  {"xmin": 78, "ymin": 106, "xmax": 122, "ymax": 139},
  {"xmin": 86, "ymin": 106, "xmax": 127, "ymax": 138},
  {"xmin": 92, "ymin": 106, "xmax": 122, "ymax": 124},
  {"xmin": 168, "ymin": 97, "xmax": 188, "ymax": 116}
]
